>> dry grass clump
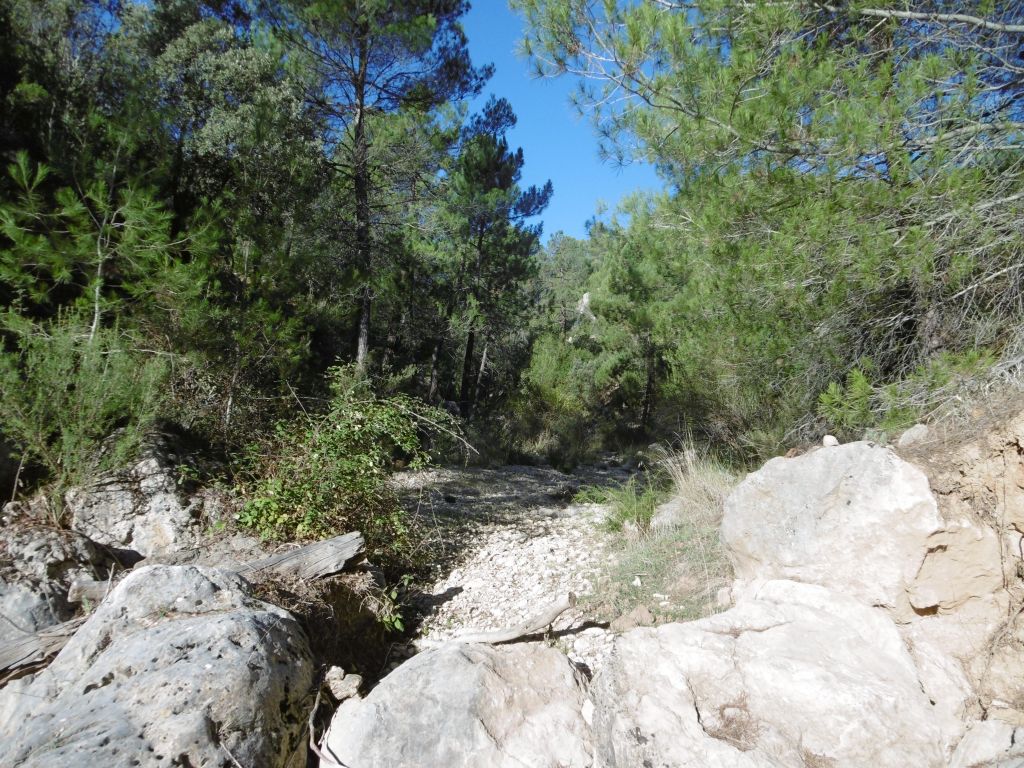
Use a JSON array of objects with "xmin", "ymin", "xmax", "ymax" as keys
[
  {"xmin": 589, "ymin": 441, "xmax": 738, "ymax": 624},
  {"xmin": 653, "ymin": 444, "xmax": 737, "ymax": 531}
]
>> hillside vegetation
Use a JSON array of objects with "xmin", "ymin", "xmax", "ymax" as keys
[
  {"xmin": 2, "ymin": 0, "xmax": 1023, "ymax": 536},
  {"xmin": 516, "ymin": 0, "xmax": 1024, "ymax": 458}
]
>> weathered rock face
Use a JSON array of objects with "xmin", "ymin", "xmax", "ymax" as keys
[
  {"xmin": 950, "ymin": 720, "xmax": 1024, "ymax": 767},
  {"xmin": 65, "ymin": 434, "xmax": 216, "ymax": 557},
  {"xmin": 321, "ymin": 642, "xmax": 593, "ymax": 768},
  {"xmin": 594, "ymin": 579, "xmax": 950, "ymax": 768},
  {"xmin": 0, "ymin": 526, "xmax": 114, "ymax": 645},
  {"xmin": 912, "ymin": 407, "xmax": 1024, "ymax": 537},
  {"xmin": 721, "ymin": 442, "xmax": 944, "ymax": 618},
  {"xmin": 907, "ymin": 520, "xmax": 1004, "ymax": 612},
  {"xmin": 0, "ymin": 565, "xmax": 314, "ymax": 768}
]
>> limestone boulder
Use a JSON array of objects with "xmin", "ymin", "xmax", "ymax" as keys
[
  {"xmin": 721, "ymin": 442, "xmax": 943, "ymax": 617},
  {"xmin": 0, "ymin": 526, "xmax": 114, "ymax": 646},
  {"xmin": 593, "ymin": 580, "xmax": 953, "ymax": 768},
  {"xmin": 0, "ymin": 565, "xmax": 314, "ymax": 768},
  {"xmin": 320, "ymin": 642, "xmax": 592, "ymax": 768},
  {"xmin": 66, "ymin": 435, "xmax": 211, "ymax": 557}
]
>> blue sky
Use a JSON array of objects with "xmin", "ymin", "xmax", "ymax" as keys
[{"xmin": 461, "ymin": 2, "xmax": 661, "ymax": 241}]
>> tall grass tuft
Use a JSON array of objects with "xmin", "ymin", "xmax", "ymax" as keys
[{"xmin": 589, "ymin": 440, "xmax": 738, "ymax": 623}]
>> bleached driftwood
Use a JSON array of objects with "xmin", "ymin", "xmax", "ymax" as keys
[
  {"xmin": 68, "ymin": 576, "xmax": 113, "ymax": 605},
  {"xmin": 67, "ymin": 532, "xmax": 367, "ymax": 606},
  {"xmin": 4, "ymin": 531, "xmax": 366, "ymax": 684},
  {"xmin": 235, "ymin": 531, "xmax": 365, "ymax": 580},
  {"xmin": 0, "ymin": 617, "xmax": 86, "ymax": 684},
  {"xmin": 452, "ymin": 593, "xmax": 577, "ymax": 645}
]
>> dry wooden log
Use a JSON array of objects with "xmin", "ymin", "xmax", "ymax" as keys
[
  {"xmin": 234, "ymin": 531, "xmax": 365, "ymax": 580},
  {"xmin": 0, "ymin": 616, "xmax": 86, "ymax": 685},
  {"xmin": 452, "ymin": 593, "xmax": 577, "ymax": 644},
  {"xmin": 68, "ymin": 532, "xmax": 367, "ymax": 605},
  {"xmin": 68, "ymin": 576, "xmax": 114, "ymax": 605}
]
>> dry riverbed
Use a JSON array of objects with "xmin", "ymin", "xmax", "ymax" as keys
[{"xmin": 393, "ymin": 462, "xmax": 633, "ymax": 674}]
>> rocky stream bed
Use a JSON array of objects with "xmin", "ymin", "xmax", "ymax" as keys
[{"xmin": 395, "ymin": 462, "xmax": 636, "ymax": 674}]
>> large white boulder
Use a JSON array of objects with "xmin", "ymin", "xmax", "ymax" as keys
[
  {"xmin": 320, "ymin": 642, "xmax": 592, "ymax": 768},
  {"xmin": 0, "ymin": 565, "xmax": 314, "ymax": 768},
  {"xmin": 721, "ymin": 442, "xmax": 943, "ymax": 617},
  {"xmin": 593, "ymin": 579, "xmax": 952, "ymax": 767}
]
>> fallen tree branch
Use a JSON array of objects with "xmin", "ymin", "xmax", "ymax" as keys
[
  {"xmin": 235, "ymin": 531, "xmax": 366, "ymax": 581},
  {"xmin": 0, "ymin": 616, "xmax": 86, "ymax": 685},
  {"xmin": 452, "ymin": 593, "xmax": 577, "ymax": 644}
]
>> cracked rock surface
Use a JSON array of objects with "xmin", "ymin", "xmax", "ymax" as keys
[
  {"xmin": 0, "ymin": 565, "xmax": 314, "ymax": 768},
  {"xmin": 594, "ymin": 579, "xmax": 949, "ymax": 767},
  {"xmin": 322, "ymin": 642, "xmax": 593, "ymax": 768}
]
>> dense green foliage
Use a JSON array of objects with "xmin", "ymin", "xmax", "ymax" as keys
[
  {"xmin": 515, "ymin": 0, "xmax": 1024, "ymax": 456},
  {"xmin": 238, "ymin": 366, "xmax": 457, "ymax": 561},
  {"xmin": 0, "ymin": 0, "xmax": 549, "ymax": 519},
  {"xmin": 0, "ymin": 316, "xmax": 166, "ymax": 501},
  {"xmin": 2, "ymin": 0, "xmax": 1022, "ymax": 525}
]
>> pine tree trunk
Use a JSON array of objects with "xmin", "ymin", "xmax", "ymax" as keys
[
  {"xmin": 356, "ymin": 286, "xmax": 371, "ymax": 371},
  {"xmin": 459, "ymin": 330, "xmax": 476, "ymax": 417},
  {"xmin": 427, "ymin": 337, "xmax": 443, "ymax": 402},
  {"xmin": 473, "ymin": 339, "xmax": 489, "ymax": 411},
  {"xmin": 353, "ymin": 31, "xmax": 371, "ymax": 373},
  {"xmin": 640, "ymin": 349, "xmax": 656, "ymax": 430},
  {"xmin": 168, "ymin": 130, "xmax": 186, "ymax": 240}
]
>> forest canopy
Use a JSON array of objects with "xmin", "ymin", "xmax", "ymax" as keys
[
  {"xmin": 514, "ymin": 0, "xmax": 1024, "ymax": 457},
  {"xmin": 1, "ymin": 0, "xmax": 1022, "ymax": 503}
]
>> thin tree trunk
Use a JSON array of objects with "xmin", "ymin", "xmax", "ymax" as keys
[
  {"xmin": 356, "ymin": 286, "xmax": 371, "ymax": 371},
  {"xmin": 89, "ymin": 214, "xmax": 110, "ymax": 344},
  {"xmin": 353, "ymin": 30, "xmax": 371, "ymax": 373},
  {"xmin": 89, "ymin": 258, "xmax": 104, "ymax": 343},
  {"xmin": 459, "ymin": 330, "xmax": 476, "ymax": 417},
  {"xmin": 472, "ymin": 339, "xmax": 489, "ymax": 411},
  {"xmin": 168, "ymin": 130, "xmax": 186, "ymax": 240},
  {"xmin": 427, "ymin": 336, "xmax": 443, "ymax": 401},
  {"xmin": 640, "ymin": 348, "xmax": 656, "ymax": 430},
  {"xmin": 381, "ymin": 312, "xmax": 402, "ymax": 372}
]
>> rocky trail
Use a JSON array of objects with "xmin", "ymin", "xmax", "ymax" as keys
[
  {"xmin": 393, "ymin": 462, "xmax": 633, "ymax": 673},
  {"xmin": 4, "ymin": 420, "xmax": 1024, "ymax": 767}
]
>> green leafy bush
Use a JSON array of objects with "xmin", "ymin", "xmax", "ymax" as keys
[{"xmin": 239, "ymin": 366, "xmax": 459, "ymax": 564}]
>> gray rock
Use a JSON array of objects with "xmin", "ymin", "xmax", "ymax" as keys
[
  {"xmin": 0, "ymin": 565, "xmax": 314, "ymax": 768},
  {"xmin": 898, "ymin": 422, "xmax": 930, "ymax": 448},
  {"xmin": 321, "ymin": 642, "xmax": 592, "ymax": 768},
  {"xmin": 610, "ymin": 604, "xmax": 653, "ymax": 633},
  {"xmin": 721, "ymin": 441, "xmax": 942, "ymax": 619},
  {"xmin": 66, "ymin": 440, "xmax": 203, "ymax": 557},
  {"xmin": 324, "ymin": 666, "xmax": 362, "ymax": 702},
  {"xmin": 950, "ymin": 720, "xmax": 1024, "ymax": 768},
  {"xmin": 593, "ymin": 580, "xmax": 951, "ymax": 768},
  {"xmin": 0, "ymin": 526, "xmax": 114, "ymax": 645},
  {"xmin": 822, "ymin": 434, "xmax": 840, "ymax": 447},
  {"xmin": 0, "ymin": 583, "xmax": 50, "ymax": 644}
]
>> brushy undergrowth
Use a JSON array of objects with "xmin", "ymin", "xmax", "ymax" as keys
[
  {"xmin": 238, "ymin": 365, "xmax": 460, "ymax": 569},
  {"xmin": 0, "ymin": 313, "xmax": 167, "ymax": 518},
  {"xmin": 588, "ymin": 442, "xmax": 738, "ymax": 623}
]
